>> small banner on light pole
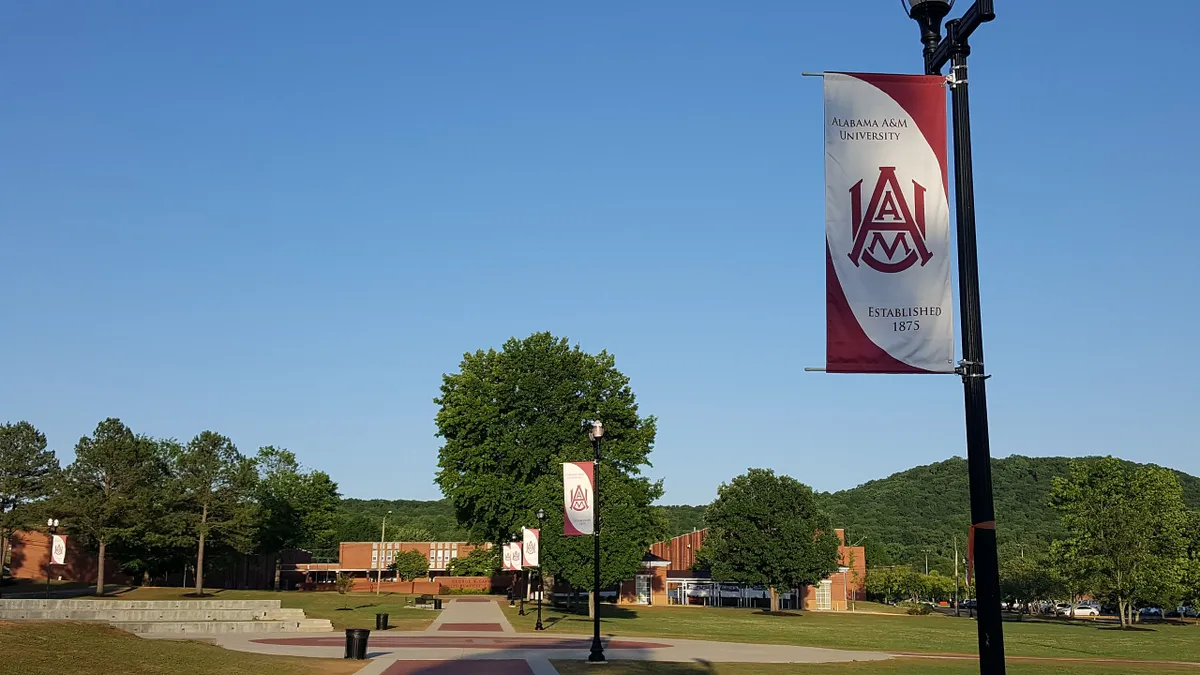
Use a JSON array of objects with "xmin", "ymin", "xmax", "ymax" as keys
[
  {"xmin": 51, "ymin": 535, "xmax": 67, "ymax": 565},
  {"xmin": 502, "ymin": 542, "xmax": 523, "ymax": 571},
  {"xmin": 522, "ymin": 528, "xmax": 539, "ymax": 568},
  {"xmin": 562, "ymin": 461, "xmax": 595, "ymax": 536},
  {"xmin": 824, "ymin": 72, "xmax": 955, "ymax": 373}
]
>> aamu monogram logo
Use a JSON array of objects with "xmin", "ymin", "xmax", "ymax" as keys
[
  {"xmin": 569, "ymin": 485, "xmax": 590, "ymax": 511},
  {"xmin": 848, "ymin": 166, "xmax": 933, "ymax": 273}
]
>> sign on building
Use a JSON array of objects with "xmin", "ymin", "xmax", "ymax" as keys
[
  {"xmin": 562, "ymin": 462, "xmax": 594, "ymax": 536},
  {"xmin": 824, "ymin": 72, "xmax": 954, "ymax": 373}
]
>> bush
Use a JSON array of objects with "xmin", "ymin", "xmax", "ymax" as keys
[{"xmin": 898, "ymin": 600, "xmax": 934, "ymax": 615}]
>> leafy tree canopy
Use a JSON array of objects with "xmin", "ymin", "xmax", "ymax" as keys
[
  {"xmin": 389, "ymin": 549, "xmax": 430, "ymax": 581},
  {"xmin": 702, "ymin": 468, "xmax": 840, "ymax": 610}
]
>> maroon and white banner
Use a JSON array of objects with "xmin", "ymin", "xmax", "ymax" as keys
[
  {"xmin": 522, "ymin": 527, "xmax": 539, "ymax": 568},
  {"xmin": 562, "ymin": 462, "xmax": 594, "ymax": 536},
  {"xmin": 825, "ymin": 72, "xmax": 954, "ymax": 373},
  {"xmin": 502, "ymin": 542, "xmax": 522, "ymax": 571},
  {"xmin": 51, "ymin": 535, "xmax": 67, "ymax": 565}
]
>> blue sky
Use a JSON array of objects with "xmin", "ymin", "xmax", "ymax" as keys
[{"xmin": 2, "ymin": 1, "xmax": 1197, "ymax": 505}]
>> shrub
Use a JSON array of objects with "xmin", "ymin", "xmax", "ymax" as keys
[
  {"xmin": 898, "ymin": 600, "xmax": 934, "ymax": 615},
  {"xmin": 444, "ymin": 587, "xmax": 490, "ymax": 595}
]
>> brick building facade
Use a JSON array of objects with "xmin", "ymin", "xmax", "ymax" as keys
[{"xmin": 617, "ymin": 528, "xmax": 865, "ymax": 610}]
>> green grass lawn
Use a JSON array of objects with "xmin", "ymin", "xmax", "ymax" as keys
[
  {"xmin": 552, "ymin": 660, "xmax": 1200, "ymax": 675},
  {"xmin": 507, "ymin": 603, "xmax": 1200, "ymax": 664},
  {"xmin": 0, "ymin": 621, "xmax": 359, "ymax": 675},
  {"xmin": 111, "ymin": 587, "xmax": 436, "ymax": 631}
]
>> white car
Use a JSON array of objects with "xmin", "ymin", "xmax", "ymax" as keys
[
  {"xmin": 1072, "ymin": 604, "xmax": 1099, "ymax": 617},
  {"xmin": 1054, "ymin": 603, "xmax": 1073, "ymax": 616}
]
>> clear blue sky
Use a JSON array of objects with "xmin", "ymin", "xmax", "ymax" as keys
[{"xmin": 3, "ymin": 1, "xmax": 1197, "ymax": 506}]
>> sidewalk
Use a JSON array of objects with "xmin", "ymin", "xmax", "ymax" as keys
[{"xmin": 212, "ymin": 598, "xmax": 894, "ymax": 674}]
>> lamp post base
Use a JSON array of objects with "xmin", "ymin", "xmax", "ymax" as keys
[{"xmin": 587, "ymin": 644, "xmax": 606, "ymax": 663}]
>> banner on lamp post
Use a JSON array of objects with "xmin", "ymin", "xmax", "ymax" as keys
[
  {"xmin": 522, "ymin": 528, "xmax": 539, "ymax": 568},
  {"xmin": 562, "ymin": 462, "xmax": 594, "ymax": 536},
  {"xmin": 51, "ymin": 535, "xmax": 67, "ymax": 565},
  {"xmin": 824, "ymin": 72, "xmax": 955, "ymax": 374},
  {"xmin": 502, "ymin": 542, "xmax": 522, "ymax": 571}
]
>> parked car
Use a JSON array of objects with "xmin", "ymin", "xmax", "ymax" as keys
[
  {"xmin": 1138, "ymin": 607, "xmax": 1163, "ymax": 619},
  {"xmin": 1071, "ymin": 604, "xmax": 1099, "ymax": 617},
  {"xmin": 1054, "ymin": 603, "xmax": 1073, "ymax": 616}
]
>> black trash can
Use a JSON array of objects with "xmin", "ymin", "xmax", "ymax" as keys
[
  {"xmin": 433, "ymin": 598, "xmax": 442, "ymax": 610},
  {"xmin": 375, "ymin": 613, "xmax": 389, "ymax": 630},
  {"xmin": 344, "ymin": 628, "xmax": 370, "ymax": 660}
]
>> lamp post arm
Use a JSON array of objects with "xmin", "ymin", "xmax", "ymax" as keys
[{"xmin": 926, "ymin": 0, "xmax": 995, "ymax": 73}]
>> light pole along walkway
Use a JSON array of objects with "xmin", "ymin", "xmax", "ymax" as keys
[{"xmin": 220, "ymin": 597, "xmax": 894, "ymax": 675}]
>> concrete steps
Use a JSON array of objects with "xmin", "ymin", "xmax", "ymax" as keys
[{"xmin": 0, "ymin": 598, "xmax": 332, "ymax": 635}]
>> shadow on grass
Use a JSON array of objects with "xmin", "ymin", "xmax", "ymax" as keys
[{"xmin": 749, "ymin": 610, "xmax": 803, "ymax": 617}]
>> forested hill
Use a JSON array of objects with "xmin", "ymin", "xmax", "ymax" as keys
[
  {"xmin": 335, "ymin": 456, "xmax": 1199, "ymax": 574},
  {"xmin": 819, "ymin": 455, "xmax": 1200, "ymax": 573},
  {"xmin": 334, "ymin": 499, "xmax": 708, "ymax": 544}
]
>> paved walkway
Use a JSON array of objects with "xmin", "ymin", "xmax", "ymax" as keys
[{"xmin": 209, "ymin": 598, "xmax": 893, "ymax": 674}]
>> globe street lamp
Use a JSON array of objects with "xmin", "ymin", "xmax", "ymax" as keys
[
  {"xmin": 587, "ymin": 420, "xmax": 605, "ymax": 663},
  {"xmin": 901, "ymin": 1, "xmax": 1004, "ymax": 673},
  {"xmin": 535, "ymin": 507, "xmax": 546, "ymax": 631},
  {"xmin": 45, "ymin": 518, "xmax": 60, "ymax": 599}
]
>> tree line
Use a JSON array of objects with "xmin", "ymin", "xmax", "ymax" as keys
[
  {"xmin": 863, "ymin": 458, "xmax": 1200, "ymax": 628},
  {"xmin": 0, "ymin": 418, "xmax": 340, "ymax": 596}
]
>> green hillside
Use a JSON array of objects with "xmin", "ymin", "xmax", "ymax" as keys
[
  {"xmin": 819, "ymin": 455, "xmax": 1200, "ymax": 573},
  {"xmin": 335, "ymin": 499, "xmax": 708, "ymax": 544},
  {"xmin": 333, "ymin": 456, "xmax": 1200, "ymax": 574}
]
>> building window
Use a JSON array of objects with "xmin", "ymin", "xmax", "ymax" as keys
[{"xmin": 816, "ymin": 581, "xmax": 832, "ymax": 611}]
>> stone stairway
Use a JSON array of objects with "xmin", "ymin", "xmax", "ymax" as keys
[{"xmin": 0, "ymin": 598, "xmax": 333, "ymax": 634}]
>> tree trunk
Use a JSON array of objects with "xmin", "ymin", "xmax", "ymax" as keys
[
  {"xmin": 142, "ymin": 570, "xmax": 150, "ymax": 587},
  {"xmin": 769, "ymin": 588, "xmax": 779, "ymax": 613},
  {"xmin": 588, "ymin": 591, "xmax": 596, "ymax": 619},
  {"xmin": 1117, "ymin": 598, "xmax": 1127, "ymax": 628},
  {"xmin": 195, "ymin": 503, "xmax": 208, "ymax": 596},
  {"xmin": 96, "ymin": 540, "xmax": 107, "ymax": 596}
]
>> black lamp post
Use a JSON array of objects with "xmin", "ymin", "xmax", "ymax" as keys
[
  {"xmin": 902, "ymin": 2, "xmax": 1004, "ymax": 674},
  {"xmin": 45, "ymin": 518, "xmax": 59, "ymax": 599},
  {"xmin": 587, "ymin": 419, "xmax": 605, "ymax": 663},
  {"xmin": 510, "ymin": 532, "xmax": 521, "ymax": 609},
  {"xmin": 535, "ymin": 507, "xmax": 546, "ymax": 631}
]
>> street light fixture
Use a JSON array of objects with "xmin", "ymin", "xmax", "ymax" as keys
[
  {"xmin": 45, "ymin": 518, "xmax": 60, "ymax": 599},
  {"xmin": 535, "ymin": 508, "xmax": 546, "ymax": 631},
  {"xmin": 902, "ymin": 1, "xmax": 1002, "ymax": 673},
  {"xmin": 586, "ymin": 420, "xmax": 605, "ymax": 663}
]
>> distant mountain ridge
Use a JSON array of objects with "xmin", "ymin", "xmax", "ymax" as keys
[{"xmin": 336, "ymin": 456, "xmax": 1200, "ymax": 573}]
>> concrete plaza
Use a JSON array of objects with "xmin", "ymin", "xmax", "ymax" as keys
[{"xmin": 195, "ymin": 597, "xmax": 895, "ymax": 674}]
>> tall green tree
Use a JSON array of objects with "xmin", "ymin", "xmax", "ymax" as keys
[
  {"xmin": 434, "ymin": 332, "xmax": 664, "ymax": 616},
  {"xmin": 107, "ymin": 439, "xmax": 194, "ymax": 586},
  {"xmin": 1049, "ymin": 457, "xmax": 1190, "ymax": 627},
  {"xmin": 701, "ymin": 468, "xmax": 841, "ymax": 612},
  {"xmin": 57, "ymin": 419, "xmax": 164, "ymax": 595},
  {"xmin": 447, "ymin": 546, "xmax": 500, "ymax": 577},
  {"xmin": 389, "ymin": 549, "xmax": 430, "ymax": 581},
  {"xmin": 1181, "ymin": 512, "xmax": 1200, "ymax": 612},
  {"xmin": 0, "ymin": 421, "xmax": 59, "ymax": 587},
  {"xmin": 1000, "ymin": 553, "xmax": 1061, "ymax": 618},
  {"xmin": 255, "ymin": 447, "xmax": 340, "ymax": 552},
  {"xmin": 173, "ymin": 431, "xmax": 258, "ymax": 595}
]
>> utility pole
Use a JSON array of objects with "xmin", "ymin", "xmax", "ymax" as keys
[{"xmin": 954, "ymin": 536, "xmax": 960, "ymax": 617}]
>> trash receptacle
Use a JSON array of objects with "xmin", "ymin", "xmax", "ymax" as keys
[
  {"xmin": 375, "ymin": 613, "xmax": 389, "ymax": 630},
  {"xmin": 344, "ymin": 628, "xmax": 370, "ymax": 660},
  {"xmin": 433, "ymin": 598, "xmax": 442, "ymax": 610}
]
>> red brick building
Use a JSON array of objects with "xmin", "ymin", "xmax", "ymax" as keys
[
  {"xmin": 617, "ymin": 528, "xmax": 865, "ymax": 610},
  {"xmin": 4, "ymin": 530, "xmax": 132, "ymax": 586},
  {"xmin": 293, "ymin": 541, "xmax": 490, "ymax": 580}
]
